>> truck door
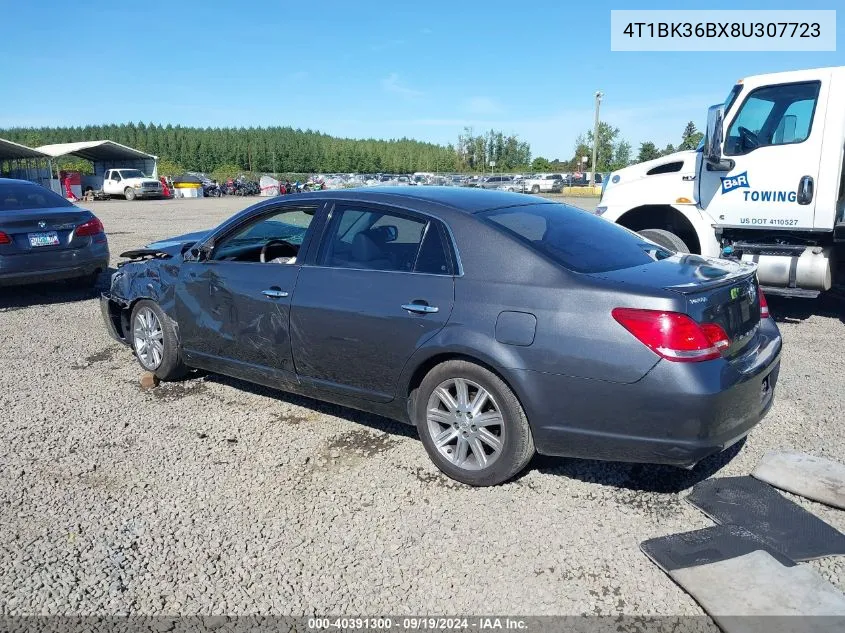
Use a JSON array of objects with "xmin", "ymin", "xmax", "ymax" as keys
[
  {"xmin": 104, "ymin": 170, "xmax": 120, "ymax": 194},
  {"xmin": 698, "ymin": 78, "xmax": 828, "ymax": 230}
]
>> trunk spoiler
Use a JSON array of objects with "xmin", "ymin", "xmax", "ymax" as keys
[{"xmin": 664, "ymin": 257, "xmax": 757, "ymax": 294}]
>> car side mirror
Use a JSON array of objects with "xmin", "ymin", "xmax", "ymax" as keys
[
  {"xmin": 186, "ymin": 241, "xmax": 214, "ymax": 262},
  {"xmin": 381, "ymin": 225, "xmax": 398, "ymax": 242}
]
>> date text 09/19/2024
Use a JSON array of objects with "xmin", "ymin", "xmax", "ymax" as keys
[{"xmin": 307, "ymin": 617, "xmax": 528, "ymax": 630}]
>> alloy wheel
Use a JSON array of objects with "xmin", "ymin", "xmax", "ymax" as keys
[
  {"xmin": 133, "ymin": 307, "xmax": 164, "ymax": 370},
  {"xmin": 426, "ymin": 378, "xmax": 505, "ymax": 471}
]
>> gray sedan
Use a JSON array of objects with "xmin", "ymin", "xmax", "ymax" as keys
[
  {"xmin": 101, "ymin": 188, "xmax": 781, "ymax": 486},
  {"xmin": 0, "ymin": 178, "xmax": 109, "ymax": 287}
]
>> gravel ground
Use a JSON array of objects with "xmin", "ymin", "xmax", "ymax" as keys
[{"xmin": 1, "ymin": 195, "xmax": 843, "ymax": 619}]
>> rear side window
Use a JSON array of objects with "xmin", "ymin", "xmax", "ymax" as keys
[
  {"xmin": 479, "ymin": 203, "xmax": 672, "ymax": 273},
  {"xmin": 321, "ymin": 205, "xmax": 450, "ymax": 274},
  {"xmin": 0, "ymin": 183, "xmax": 73, "ymax": 210}
]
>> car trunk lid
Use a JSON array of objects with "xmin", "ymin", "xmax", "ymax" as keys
[{"xmin": 0, "ymin": 207, "xmax": 94, "ymax": 253}]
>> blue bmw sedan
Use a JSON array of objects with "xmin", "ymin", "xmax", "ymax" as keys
[{"xmin": 0, "ymin": 178, "xmax": 109, "ymax": 287}]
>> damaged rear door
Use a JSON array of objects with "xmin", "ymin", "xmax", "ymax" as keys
[{"xmin": 175, "ymin": 203, "xmax": 324, "ymax": 385}]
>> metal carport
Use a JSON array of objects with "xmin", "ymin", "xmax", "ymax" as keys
[
  {"xmin": 36, "ymin": 140, "xmax": 159, "ymax": 187},
  {"xmin": 0, "ymin": 138, "xmax": 54, "ymax": 188}
]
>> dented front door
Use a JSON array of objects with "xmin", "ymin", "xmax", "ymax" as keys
[{"xmin": 177, "ymin": 260, "xmax": 300, "ymax": 384}]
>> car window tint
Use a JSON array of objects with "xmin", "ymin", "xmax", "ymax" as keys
[
  {"xmin": 0, "ymin": 183, "xmax": 73, "ymax": 210},
  {"xmin": 414, "ymin": 224, "xmax": 450, "ymax": 275},
  {"xmin": 323, "ymin": 206, "xmax": 428, "ymax": 272},
  {"xmin": 479, "ymin": 203, "xmax": 672, "ymax": 273},
  {"xmin": 212, "ymin": 207, "xmax": 315, "ymax": 261}
]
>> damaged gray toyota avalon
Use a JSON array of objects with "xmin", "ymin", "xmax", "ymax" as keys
[{"xmin": 101, "ymin": 187, "xmax": 781, "ymax": 486}]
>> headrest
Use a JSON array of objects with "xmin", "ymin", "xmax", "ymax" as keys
[{"xmin": 351, "ymin": 232, "xmax": 383, "ymax": 262}]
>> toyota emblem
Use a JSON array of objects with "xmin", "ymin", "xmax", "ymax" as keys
[{"xmin": 38, "ymin": 220, "xmax": 46, "ymax": 228}]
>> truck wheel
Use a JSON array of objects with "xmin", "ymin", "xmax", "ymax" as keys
[
  {"xmin": 638, "ymin": 228, "xmax": 690, "ymax": 253},
  {"xmin": 124, "ymin": 187, "xmax": 136, "ymax": 201},
  {"xmin": 531, "ymin": 185, "xmax": 540, "ymax": 194}
]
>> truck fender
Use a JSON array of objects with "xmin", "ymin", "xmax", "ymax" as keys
[{"xmin": 609, "ymin": 204, "xmax": 720, "ymax": 257}]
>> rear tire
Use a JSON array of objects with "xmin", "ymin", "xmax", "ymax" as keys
[
  {"xmin": 531, "ymin": 185, "xmax": 540, "ymax": 194},
  {"xmin": 124, "ymin": 187, "xmax": 136, "ymax": 201},
  {"xmin": 414, "ymin": 360, "xmax": 534, "ymax": 486},
  {"xmin": 638, "ymin": 228, "xmax": 690, "ymax": 253},
  {"xmin": 129, "ymin": 300, "xmax": 187, "ymax": 381}
]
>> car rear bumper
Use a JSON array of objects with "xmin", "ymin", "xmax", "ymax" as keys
[
  {"xmin": 515, "ymin": 322, "xmax": 782, "ymax": 468},
  {"xmin": 0, "ymin": 243, "xmax": 109, "ymax": 286}
]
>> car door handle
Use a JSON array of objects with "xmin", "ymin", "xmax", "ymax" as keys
[
  {"xmin": 262, "ymin": 288, "xmax": 289, "ymax": 298},
  {"xmin": 402, "ymin": 303, "xmax": 439, "ymax": 314}
]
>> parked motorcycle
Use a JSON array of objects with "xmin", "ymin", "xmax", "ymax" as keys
[{"xmin": 202, "ymin": 181, "xmax": 222, "ymax": 197}]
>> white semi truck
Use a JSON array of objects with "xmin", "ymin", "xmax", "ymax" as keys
[{"xmin": 598, "ymin": 66, "xmax": 845, "ymax": 297}]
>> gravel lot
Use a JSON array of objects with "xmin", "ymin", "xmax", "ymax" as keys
[{"xmin": 1, "ymin": 195, "xmax": 843, "ymax": 619}]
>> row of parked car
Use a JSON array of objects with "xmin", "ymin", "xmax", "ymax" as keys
[{"xmin": 471, "ymin": 173, "xmax": 605, "ymax": 193}]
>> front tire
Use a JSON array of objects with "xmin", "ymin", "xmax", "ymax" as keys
[
  {"xmin": 531, "ymin": 185, "xmax": 540, "ymax": 194},
  {"xmin": 130, "ymin": 300, "xmax": 186, "ymax": 381},
  {"xmin": 414, "ymin": 360, "xmax": 534, "ymax": 486},
  {"xmin": 124, "ymin": 187, "xmax": 136, "ymax": 201},
  {"xmin": 637, "ymin": 228, "xmax": 690, "ymax": 253}
]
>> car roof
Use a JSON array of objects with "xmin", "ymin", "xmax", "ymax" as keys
[
  {"xmin": 298, "ymin": 186, "xmax": 559, "ymax": 214},
  {"xmin": 0, "ymin": 177, "xmax": 39, "ymax": 186}
]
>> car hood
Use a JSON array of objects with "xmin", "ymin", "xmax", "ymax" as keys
[
  {"xmin": 146, "ymin": 230, "xmax": 210, "ymax": 252},
  {"xmin": 124, "ymin": 178, "xmax": 160, "ymax": 185}
]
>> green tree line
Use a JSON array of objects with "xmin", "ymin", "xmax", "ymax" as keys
[{"xmin": 0, "ymin": 123, "xmax": 488, "ymax": 175}]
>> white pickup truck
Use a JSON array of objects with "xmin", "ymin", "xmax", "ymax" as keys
[
  {"xmin": 522, "ymin": 173, "xmax": 563, "ymax": 194},
  {"xmin": 598, "ymin": 66, "xmax": 845, "ymax": 298},
  {"xmin": 102, "ymin": 168, "xmax": 163, "ymax": 200}
]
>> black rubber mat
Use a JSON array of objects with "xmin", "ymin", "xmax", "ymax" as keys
[
  {"xmin": 686, "ymin": 475, "xmax": 845, "ymax": 561},
  {"xmin": 641, "ymin": 524, "xmax": 796, "ymax": 571}
]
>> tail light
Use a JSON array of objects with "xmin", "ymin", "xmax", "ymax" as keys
[
  {"xmin": 0, "ymin": 231, "xmax": 10, "ymax": 245},
  {"xmin": 75, "ymin": 217, "xmax": 104, "ymax": 237},
  {"xmin": 612, "ymin": 308, "xmax": 730, "ymax": 362},
  {"xmin": 759, "ymin": 290, "xmax": 770, "ymax": 319}
]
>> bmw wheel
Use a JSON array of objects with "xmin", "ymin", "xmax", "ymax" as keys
[
  {"xmin": 130, "ymin": 300, "xmax": 186, "ymax": 381},
  {"xmin": 415, "ymin": 360, "xmax": 534, "ymax": 486}
]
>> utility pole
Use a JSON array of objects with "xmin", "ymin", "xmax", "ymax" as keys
[{"xmin": 590, "ymin": 91, "xmax": 603, "ymax": 187}]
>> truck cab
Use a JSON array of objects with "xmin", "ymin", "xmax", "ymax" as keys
[
  {"xmin": 102, "ymin": 168, "xmax": 163, "ymax": 201},
  {"xmin": 599, "ymin": 66, "xmax": 845, "ymax": 297}
]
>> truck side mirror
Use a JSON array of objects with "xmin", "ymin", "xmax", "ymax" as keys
[{"xmin": 704, "ymin": 104, "xmax": 725, "ymax": 165}]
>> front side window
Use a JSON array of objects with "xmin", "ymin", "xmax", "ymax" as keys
[
  {"xmin": 725, "ymin": 81, "xmax": 820, "ymax": 156},
  {"xmin": 479, "ymin": 203, "xmax": 672, "ymax": 274},
  {"xmin": 320, "ymin": 205, "xmax": 450, "ymax": 274},
  {"xmin": 212, "ymin": 206, "xmax": 316, "ymax": 263}
]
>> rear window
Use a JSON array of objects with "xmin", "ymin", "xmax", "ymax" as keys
[
  {"xmin": 0, "ymin": 182, "xmax": 73, "ymax": 211},
  {"xmin": 478, "ymin": 203, "xmax": 672, "ymax": 273}
]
